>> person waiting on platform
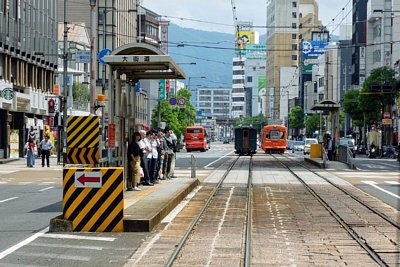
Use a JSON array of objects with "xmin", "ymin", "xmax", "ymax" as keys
[{"xmin": 127, "ymin": 132, "xmax": 142, "ymax": 191}]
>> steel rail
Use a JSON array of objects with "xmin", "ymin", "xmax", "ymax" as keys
[
  {"xmin": 283, "ymin": 154, "xmax": 400, "ymax": 230},
  {"xmin": 165, "ymin": 156, "xmax": 241, "ymax": 267},
  {"xmin": 271, "ymin": 154, "xmax": 388, "ymax": 267},
  {"xmin": 244, "ymin": 155, "xmax": 253, "ymax": 267}
]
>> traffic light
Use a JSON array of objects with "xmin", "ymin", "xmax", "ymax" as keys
[{"xmin": 48, "ymin": 99, "xmax": 55, "ymax": 113}]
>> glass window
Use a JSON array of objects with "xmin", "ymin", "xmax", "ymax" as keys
[
  {"xmin": 291, "ymin": 55, "xmax": 297, "ymax": 60},
  {"xmin": 266, "ymin": 131, "xmax": 270, "ymax": 139},
  {"xmin": 292, "ymin": 1, "xmax": 297, "ymax": 7},
  {"xmin": 271, "ymin": 131, "xmax": 280, "ymax": 140},
  {"xmin": 187, "ymin": 128, "xmax": 203, "ymax": 134},
  {"xmin": 292, "ymin": 33, "xmax": 296, "ymax": 39},
  {"xmin": 292, "ymin": 23, "xmax": 297, "ymax": 29}
]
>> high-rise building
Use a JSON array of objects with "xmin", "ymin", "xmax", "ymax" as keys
[
  {"xmin": 266, "ymin": 0, "xmax": 320, "ymax": 120},
  {"xmin": 0, "ymin": 0, "xmax": 58, "ymax": 159},
  {"xmin": 232, "ymin": 23, "xmax": 259, "ymax": 118},
  {"xmin": 351, "ymin": 0, "xmax": 367, "ymax": 88}
]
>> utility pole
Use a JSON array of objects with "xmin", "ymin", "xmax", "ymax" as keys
[
  {"xmin": 62, "ymin": 0, "xmax": 68, "ymax": 166},
  {"xmin": 90, "ymin": 0, "xmax": 97, "ymax": 114}
]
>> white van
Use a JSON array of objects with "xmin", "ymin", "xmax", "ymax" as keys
[{"xmin": 304, "ymin": 138, "xmax": 318, "ymax": 154}]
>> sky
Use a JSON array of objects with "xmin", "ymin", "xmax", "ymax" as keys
[{"xmin": 142, "ymin": 0, "xmax": 352, "ymax": 35}]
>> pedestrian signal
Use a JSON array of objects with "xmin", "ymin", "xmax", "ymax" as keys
[{"xmin": 48, "ymin": 99, "xmax": 55, "ymax": 113}]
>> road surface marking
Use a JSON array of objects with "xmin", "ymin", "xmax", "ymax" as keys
[
  {"xmin": 385, "ymin": 181, "xmax": 400, "ymax": 185},
  {"xmin": 18, "ymin": 182, "xmax": 33, "ymax": 185},
  {"xmin": 162, "ymin": 186, "xmax": 202, "ymax": 223},
  {"xmin": 13, "ymin": 252, "xmax": 90, "ymax": 261},
  {"xmin": 362, "ymin": 181, "xmax": 400, "ymax": 199},
  {"xmin": 30, "ymin": 242, "xmax": 103, "ymax": 251},
  {"xmin": 204, "ymin": 151, "xmax": 234, "ymax": 168},
  {"xmin": 43, "ymin": 233, "xmax": 116, "ymax": 241},
  {"xmin": 0, "ymin": 226, "xmax": 48, "ymax": 260},
  {"xmin": 0, "ymin": 197, "xmax": 18, "ymax": 203},
  {"xmin": 38, "ymin": 186, "xmax": 54, "ymax": 192}
]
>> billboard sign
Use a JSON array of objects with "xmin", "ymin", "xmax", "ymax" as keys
[
  {"xmin": 245, "ymin": 44, "xmax": 266, "ymax": 59},
  {"xmin": 236, "ymin": 31, "xmax": 258, "ymax": 50},
  {"xmin": 302, "ymin": 41, "xmax": 327, "ymax": 74}
]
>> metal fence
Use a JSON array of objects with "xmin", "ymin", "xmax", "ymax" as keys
[{"xmin": 338, "ymin": 145, "xmax": 354, "ymax": 169}]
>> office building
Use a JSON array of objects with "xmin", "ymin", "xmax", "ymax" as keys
[{"xmin": 0, "ymin": 0, "xmax": 58, "ymax": 159}]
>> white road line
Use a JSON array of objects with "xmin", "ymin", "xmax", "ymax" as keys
[
  {"xmin": 30, "ymin": 242, "xmax": 103, "ymax": 251},
  {"xmin": 43, "ymin": 233, "xmax": 116, "ymax": 242},
  {"xmin": 362, "ymin": 181, "xmax": 400, "ymax": 199},
  {"xmin": 18, "ymin": 182, "xmax": 33, "ymax": 185},
  {"xmin": 38, "ymin": 186, "xmax": 54, "ymax": 192},
  {"xmin": 385, "ymin": 181, "xmax": 400, "ymax": 185},
  {"xmin": 204, "ymin": 151, "xmax": 234, "ymax": 168},
  {"xmin": 0, "ymin": 197, "xmax": 18, "ymax": 203},
  {"xmin": 0, "ymin": 227, "xmax": 48, "ymax": 260},
  {"xmin": 162, "ymin": 186, "xmax": 202, "ymax": 223}
]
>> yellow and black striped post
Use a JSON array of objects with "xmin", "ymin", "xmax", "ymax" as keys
[
  {"xmin": 66, "ymin": 116, "xmax": 100, "ymax": 165},
  {"xmin": 63, "ymin": 167, "xmax": 124, "ymax": 232}
]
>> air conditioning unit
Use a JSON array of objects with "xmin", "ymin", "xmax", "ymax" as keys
[{"xmin": 7, "ymin": 114, "xmax": 12, "ymax": 122}]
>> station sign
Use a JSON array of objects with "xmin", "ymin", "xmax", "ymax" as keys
[{"xmin": 75, "ymin": 171, "xmax": 102, "ymax": 188}]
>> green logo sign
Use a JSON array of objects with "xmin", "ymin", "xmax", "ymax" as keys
[{"xmin": 0, "ymin": 88, "xmax": 14, "ymax": 100}]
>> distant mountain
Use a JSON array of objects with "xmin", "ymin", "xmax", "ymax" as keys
[{"xmin": 167, "ymin": 24, "xmax": 235, "ymax": 88}]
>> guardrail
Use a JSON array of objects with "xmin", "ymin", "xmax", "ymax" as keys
[{"xmin": 338, "ymin": 145, "xmax": 354, "ymax": 169}]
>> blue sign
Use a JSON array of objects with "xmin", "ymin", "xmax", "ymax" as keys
[
  {"xmin": 98, "ymin": 49, "xmax": 112, "ymax": 65},
  {"xmin": 135, "ymin": 81, "xmax": 140, "ymax": 93},
  {"xmin": 196, "ymin": 110, "xmax": 202, "ymax": 117},
  {"xmin": 76, "ymin": 50, "xmax": 90, "ymax": 63},
  {"xmin": 169, "ymin": 98, "xmax": 177, "ymax": 106},
  {"xmin": 302, "ymin": 41, "xmax": 327, "ymax": 74}
]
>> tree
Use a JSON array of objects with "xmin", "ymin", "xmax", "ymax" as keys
[
  {"xmin": 235, "ymin": 114, "xmax": 266, "ymax": 132},
  {"xmin": 289, "ymin": 106, "xmax": 304, "ymax": 129},
  {"xmin": 304, "ymin": 114, "xmax": 319, "ymax": 136},
  {"xmin": 72, "ymin": 82, "xmax": 90, "ymax": 103},
  {"xmin": 150, "ymin": 88, "xmax": 195, "ymax": 141},
  {"xmin": 360, "ymin": 67, "xmax": 398, "ymax": 124},
  {"xmin": 289, "ymin": 106, "xmax": 305, "ymax": 138},
  {"xmin": 342, "ymin": 89, "xmax": 364, "ymax": 127}
]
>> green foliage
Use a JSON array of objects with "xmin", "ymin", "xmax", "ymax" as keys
[
  {"xmin": 235, "ymin": 114, "xmax": 266, "ymax": 132},
  {"xmin": 304, "ymin": 114, "xmax": 319, "ymax": 135},
  {"xmin": 289, "ymin": 106, "xmax": 304, "ymax": 130},
  {"xmin": 151, "ymin": 88, "xmax": 195, "ymax": 141},
  {"xmin": 72, "ymin": 82, "xmax": 90, "ymax": 102},
  {"xmin": 360, "ymin": 67, "xmax": 397, "ymax": 123}
]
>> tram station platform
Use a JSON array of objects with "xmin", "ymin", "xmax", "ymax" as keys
[
  {"xmin": 304, "ymin": 157, "xmax": 352, "ymax": 170},
  {"xmin": 123, "ymin": 178, "xmax": 199, "ymax": 232}
]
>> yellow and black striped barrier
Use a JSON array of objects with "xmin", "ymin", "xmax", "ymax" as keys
[
  {"xmin": 66, "ymin": 147, "xmax": 99, "ymax": 165},
  {"xmin": 67, "ymin": 116, "xmax": 99, "ymax": 148},
  {"xmin": 63, "ymin": 167, "xmax": 124, "ymax": 232}
]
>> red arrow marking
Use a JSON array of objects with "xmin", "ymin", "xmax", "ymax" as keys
[{"xmin": 77, "ymin": 174, "xmax": 101, "ymax": 185}]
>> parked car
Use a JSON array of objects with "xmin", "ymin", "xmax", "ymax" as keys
[
  {"xmin": 223, "ymin": 137, "xmax": 230, "ymax": 144},
  {"xmin": 339, "ymin": 137, "xmax": 356, "ymax": 158},
  {"xmin": 304, "ymin": 138, "xmax": 318, "ymax": 154},
  {"xmin": 293, "ymin": 141, "xmax": 304, "ymax": 151},
  {"xmin": 286, "ymin": 140, "xmax": 294, "ymax": 150}
]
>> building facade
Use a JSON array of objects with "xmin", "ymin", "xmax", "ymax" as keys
[
  {"xmin": 351, "ymin": 0, "xmax": 368, "ymax": 88},
  {"xmin": 196, "ymin": 87, "xmax": 231, "ymax": 119},
  {"xmin": 0, "ymin": 0, "xmax": 58, "ymax": 158}
]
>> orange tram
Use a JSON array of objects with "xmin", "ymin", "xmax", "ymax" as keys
[{"xmin": 261, "ymin": 125, "xmax": 287, "ymax": 154}]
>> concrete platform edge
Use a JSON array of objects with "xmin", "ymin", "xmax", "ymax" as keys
[
  {"xmin": 123, "ymin": 179, "xmax": 200, "ymax": 232},
  {"xmin": 304, "ymin": 157, "xmax": 325, "ymax": 168}
]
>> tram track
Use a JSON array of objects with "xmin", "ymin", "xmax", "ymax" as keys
[
  {"xmin": 165, "ymin": 155, "xmax": 253, "ymax": 267},
  {"xmin": 271, "ymin": 153, "xmax": 399, "ymax": 267}
]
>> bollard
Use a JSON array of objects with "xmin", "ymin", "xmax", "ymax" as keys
[{"xmin": 190, "ymin": 154, "xmax": 196, "ymax": 178}]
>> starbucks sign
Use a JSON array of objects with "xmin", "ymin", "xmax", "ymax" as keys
[{"xmin": 0, "ymin": 88, "xmax": 14, "ymax": 100}]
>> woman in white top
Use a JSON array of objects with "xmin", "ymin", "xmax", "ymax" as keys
[{"xmin": 147, "ymin": 131, "xmax": 159, "ymax": 184}]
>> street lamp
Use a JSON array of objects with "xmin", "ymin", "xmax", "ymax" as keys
[{"xmin": 89, "ymin": 0, "xmax": 97, "ymax": 114}]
